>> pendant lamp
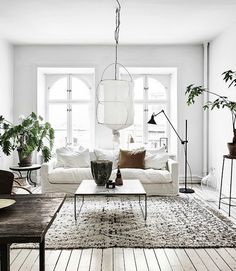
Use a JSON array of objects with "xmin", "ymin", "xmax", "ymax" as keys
[{"xmin": 97, "ymin": 0, "xmax": 134, "ymax": 142}]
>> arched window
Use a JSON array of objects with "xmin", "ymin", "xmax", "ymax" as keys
[
  {"xmin": 120, "ymin": 74, "xmax": 170, "ymax": 149},
  {"xmin": 46, "ymin": 74, "xmax": 93, "ymax": 148}
]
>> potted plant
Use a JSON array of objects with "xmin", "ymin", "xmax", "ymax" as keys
[
  {"xmin": 0, "ymin": 112, "xmax": 54, "ymax": 166},
  {"xmin": 185, "ymin": 70, "xmax": 236, "ymax": 156}
]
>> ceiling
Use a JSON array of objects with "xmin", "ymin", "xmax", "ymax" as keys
[{"xmin": 0, "ymin": 0, "xmax": 236, "ymax": 45}]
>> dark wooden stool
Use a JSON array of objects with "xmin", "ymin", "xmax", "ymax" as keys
[{"xmin": 219, "ymin": 155, "xmax": 236, "ymax": 216}]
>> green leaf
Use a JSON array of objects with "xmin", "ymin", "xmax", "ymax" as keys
[
  {"xmin": 30, "ymin": 112, "xmax": 37, "ymax": 120},
  {"xmin": 44, "ymin": 122, "xmax": 50, "ymax": 129},
  {"xmin": 49, "ymin": 128, "xmax": 55, "ymax": 140},
  {"xmin": 185, "ymin": 84, "xmax": 206, "ymax": 105},
  {"xmin": 222, "ymin": 70, "xmax": 236, "ymax": 88},
  {"xmin": 2, "ymin": 140, "xmax": 12, "ymax": 155},
  {"xmin": 3, "ymin": 123, "xmax": 10, "ymax": 130},
  {"xmin": 37, "ymin": 139, "xmax": 43, "ymax": 152},
  {"xmin": 42, "ymin": 146, "xmax": 51, "ymax": 162}
]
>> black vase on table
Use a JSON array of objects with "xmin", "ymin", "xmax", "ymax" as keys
[
  {"xmin": 91, "ymin": 160, "xmax": 113, "ymax": 186},
  {"xmin": 115, "ymin": 166, "xmax": 123, "ymax": 186}
]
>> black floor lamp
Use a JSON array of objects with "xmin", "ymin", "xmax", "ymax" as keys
[{"xmin": 147, "ymin": 110, "xmax": 194, "ymax": 194}]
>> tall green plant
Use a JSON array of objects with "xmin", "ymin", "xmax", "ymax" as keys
[
  {"xmin": 0, "ymin": 112, "xmax": 54, "ymax": 162},
  {"xmin": 185, "ymin": 70, "xmax": 236, "ymax": 144}
]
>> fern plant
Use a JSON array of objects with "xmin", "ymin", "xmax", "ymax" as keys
[
  {"xmin": 0, "ymin": 112, "xmax": 54, "ymax": 162},
  {"xmin": 185, "ymin": 70, "xmax": 236, "ymax": 144}
]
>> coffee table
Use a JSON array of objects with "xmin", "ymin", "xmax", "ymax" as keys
[{"xmin": 74, "ymin": 179, "xmax": 147, "ymax": 221}]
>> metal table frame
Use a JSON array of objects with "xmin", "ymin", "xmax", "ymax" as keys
[
  {"xmin": 74, "ymin": 180, "xmax": 147, "ymax": 221},
  {"xmin": 219, "ymin": 155, "xmax": 236, "ymax": 216},
  {"xmin": 0, "ymin": 239, "xmax": 45, "ymax": 271},
  {"xmin": 9, "ymin": 164, "xmax": 41, "ymax": 187}
]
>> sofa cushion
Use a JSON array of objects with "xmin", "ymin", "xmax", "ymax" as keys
[
  {"xmin": 56, "ymin": 147, "xmax": 90, "ymax": 168},
  {"xmin": 145, "ymin": 152, "xmax": 169, "ymax": 170},
  {"xmin": 56, "ymin": 147, "xmax": 76, "ymax": 167},
  {"xmin": 94, "ymin": 148, "xmax": 119, "ymax": 169},
  {"xmin": 48, "ymin": 168, "xmax": 93, "ymax": 184},
  {"xmin": 48, "ymin": 167, "xmax": 172, "ymax": 185},
  {"xmin": 119, "ymin": 149, "xmax": 146, "ymax": 169},
  {"xmin": 111, "ymin": 168, "xmax": 171, "ymax": 184}
]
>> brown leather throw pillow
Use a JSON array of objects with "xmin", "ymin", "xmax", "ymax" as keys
[{"xmin": 119, "ymin": 149, "xmax": 146, "ymax": 169}]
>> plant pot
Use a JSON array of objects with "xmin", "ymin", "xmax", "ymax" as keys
[
  {"xmin": 90, "ymin": 160, "xmax": 113, "ymax": 186},
  {"xmin": 227, "ymin": 143, "xmax": 236, "ymax": 156},
  {"xmin": 17, "ymin": 149, "xmax": 33, "ymax": 167}
]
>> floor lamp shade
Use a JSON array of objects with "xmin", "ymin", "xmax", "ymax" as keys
[{"xmin": 97, "ymin": 79, "xmax": 134, "ymax": 131}]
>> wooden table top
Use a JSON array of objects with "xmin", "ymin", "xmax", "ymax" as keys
[{"xmin": 0, "ymin": 193, "xmax": 66, "ymax": 244}]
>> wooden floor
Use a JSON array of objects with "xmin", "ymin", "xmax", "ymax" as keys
[{"xmin": 10, "ymin": 185, "xmax": 236, "ymax": 271}]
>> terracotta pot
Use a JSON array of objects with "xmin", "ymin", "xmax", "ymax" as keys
[
  {"xmin": 227, "ymin": 143, "xmax": 236, "ymax": 157},
  {"xmin": 91, "ymin": 160, "xmax": 113, "ymax": 186},
  {"xmin": 17, "ymin": 149, "xmax": 33, "ymax": 167}
]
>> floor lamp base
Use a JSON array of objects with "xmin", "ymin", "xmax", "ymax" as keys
[{"xmin": 179, "ymin": 187, "xmax": 195, "ymax": 194}]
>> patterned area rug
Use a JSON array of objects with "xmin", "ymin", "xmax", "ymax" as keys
[{"xmin": 14, "ymin": 196, "xmax": 236, "ymax": 249}]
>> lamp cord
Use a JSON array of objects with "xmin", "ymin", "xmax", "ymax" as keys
[{"xmin": 114, "ymin": 0, "xmax": 121, "ymax": 80}]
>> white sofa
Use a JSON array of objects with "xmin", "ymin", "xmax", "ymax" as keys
[{"xmin": 40, "ymin": 150, "xmax": 179, "ymax": 196}]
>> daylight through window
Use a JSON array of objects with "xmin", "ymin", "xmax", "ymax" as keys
[{"xmin": 45, "ymin": 74, "xmax": 93, "ymax": 148}]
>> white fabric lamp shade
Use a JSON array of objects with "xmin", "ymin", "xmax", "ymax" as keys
[{"xmin": 97, "ymin": 79, "xmax": 134, "ymax": 131}]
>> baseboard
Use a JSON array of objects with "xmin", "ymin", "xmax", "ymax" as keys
[{"xmin": 178, "ymin": 175, "xmax": 202, "ymax": 184}]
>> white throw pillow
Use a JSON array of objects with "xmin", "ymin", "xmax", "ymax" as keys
[
  {"xmin": 56, "ymin": 147, "xmax": 90, "ymax": 168},
  {"xmin": 145, "ymin": 151, "xmax": 169, "ymax": 170},
  {"xmin": 56, "ymin": 147, "xmax": 75, "ymax": 167},
  {"xmin": 94, "ymin": 149, "xmax": 119, "ymax": 169}
]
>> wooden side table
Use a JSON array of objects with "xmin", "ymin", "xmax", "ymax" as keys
[
  {"xmin": 9, "ymin": 164, "xmax": 41, "ymax": 187},
  {"xmin": 219, "ymin": 155, "xmax": 236, "ymax": 216}
]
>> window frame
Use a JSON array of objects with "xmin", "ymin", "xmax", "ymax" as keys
[
  {"xmin": 45, "ymin": 73, "xmax": 93, "ymax": 147},
  {"xmin": 120, "ymin": 72, "xmax": 171, "ymax": 148}
]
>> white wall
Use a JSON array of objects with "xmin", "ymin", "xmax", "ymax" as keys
[
  {"xmin": 13, "ymin": 45, "xmax": 203, "ymax": 178},
  {"xmin": 0, "ymin": 39, "xmax": 13, "ymax": 169},
  {"xmin": 209, "ymin": 22, "xmax": 236, "ymax": 195}
]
